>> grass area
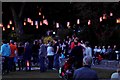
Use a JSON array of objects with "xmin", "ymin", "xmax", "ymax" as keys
[
  {"xmin": 93, "ymin": 68, "xmax": 115, "ymax": 79},
  {"xmin": 2, "ymin": 68, "xmax": 116, "ymax": 79}
]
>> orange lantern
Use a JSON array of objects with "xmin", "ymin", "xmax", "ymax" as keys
[
  {"xmin": 36, "ymin": 25, "xmax": 38, "ymax": 29},
  {"xmin": 43, "ymin": 19, "xmax": 48, "ymax": 25},
  {"xmin": 40, "ymin": 21, "xmax": 42, "ymax": 26},
  {"xmin": 7, "ymin": 24, "xmax": 10, "ymax": 28},
  {"xmin": 9, "ymin": 20, "xmax": 12, "ymax": 24},
  {"xmin": 3, "ymin": 27, "xmax": 5, "ymax": 31},
  {"xmin": 24, "ymin": 22, "xmax": 26, "ymax": 25},
  {"xmin": 116, "ymin": 18, "xmax": 120, "ymax": 23},
  {"xmin": 39, "ymin": 12, "xmax": 41, "ymax": 15},
  {"xmin": 12, "ymin": 27, "xmax": 14, "ymax": 30}
]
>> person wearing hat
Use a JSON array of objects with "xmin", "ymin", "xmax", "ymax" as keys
[{"xmin": 73, "ymin": 56, "xmax": 98, "ymax": 80}]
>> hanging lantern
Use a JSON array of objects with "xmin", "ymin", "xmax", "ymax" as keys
[
  {"xmin": 31, "ymin": 21, "xmax": 33, "ymax": 26},
  {"xmin": 39, "ymin": 12, "xmax": 41, "ymax": 15},
  {"xmin": 116, "ymin": 18, "xmax": 120, "ymax": 23},
  {"xmin": 43, "ymin": 15, "xmax": 45, "ymax": 19},
  {"xmin": 103, "ymin": 14, "xmax": 107, "ymax": 19},
  {"xmin": 12, "ymin": 27, "xmax": 14, "ymax": 30},
  {"xmin": 0, "ymin": 23, "xmax": 3, "ymax": 27},
  {"xmin": 88, "ymin": 20, "xmax": 91, "ymax": 25},
  {"xmin": 24, "ymin": 22, "xmax": 26, "ymax": 25},
  {"xmin": 27, "ymin": 18, "xmax": 30, "ymax": 22},
  {"xmin": 36, "ymin": 25, "xmax": 38, "ymax": 29},
  {"xmin": 35, "ymin": 21, "xmax": 38, "ymax": 25},
  {"xmin": 7, "ymin": 24, "xmax": 10, "ymax": 28},
  {"xmin": 3, "ymin": 27, "xmax": 5, "ymax": 31},
  {"xmin": 43, "ymin": 19, "xmax": 48, "ymax": 25},
  {"xmin": 110, "ymin": 12, "xmax": 113, "ymax": 16},
  {"xmin": 9, "ymin": 20, "xmax": 12, "ymax": 24},
  {"xmin": 56, "ymin": 23, "xmax": 59, "ymax": 28},
  {"xmin": 40, "ymin": 21, "xmax": 42, "ymax": 26},
  {"xmin": 67, "ymin": 22, "xmax": 70, "ymax": 27},
  {"xmin": 100, "ymin": 17, "xmax": 102, "ymax": 22},
  {"xmin": 77, "ymin": 19, "xmax": 80, "ymax": 24}
]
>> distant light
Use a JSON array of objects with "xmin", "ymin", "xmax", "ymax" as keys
[
  {"xmin": 43, "ymin": 19, "xmax": 48, "ymax": 25},
  {"xmin": 67, "ymin": 22, "xmax": 70, "ymax": 27},
  {"xmin": 40, "ymin": 21, "xmax": 42, "ymax": 26},
  {"xmin": 110, "ymin": 12, "xmax": 113, "ymax": 16},
  {"xmin": 43, "ymin": 15, "xmax": 45, "ymax": 19},
  {"xmin": 12, "ymin": 27, "xmax": 14, "ymax": 30},
  {"xmin": 24, "ymin": 19, "xmax": 26, "ymax": 21},
  {"xmin": 9, "ymin": 20, "xmax": 12, "ymax": 24},
  {"xmin": 116, "ymin": 18, "xmax": 120, "ymax": 23},
  {"xmin": 27, "ymin": 18, "xmax": 30, "ymax": 22},
  {"xmin": 7, "ymin": 24, "xmax": 10, "ymax": 28},
  {"xmin": 3, "ymin": 27, "xmax": 5, "ymax": 31},
  {"xmin": 88, "ymin": 20, "xmax": 91, "ymax": 25},
  {"xmin": 103, "ymin": 14, "xmax": 107, "ymax": 19},
  {"xmin": 31, "ymin": 21, "xmax": 33, "ymax": 26},
  {"xmin": 53, "ymin": 32, "xmax": 56, "ymax": 34},
  {"xmin": 56, "ymin": 23, "xmax": 59, "ymax": 28},
  {"xmin": 0, "ymin": 23, "xmax": 3, "ymax": 27},
  {"xmin": 39, "ymin": 12, "xmax": 41, "ymax": 15},
  {"xmin": 77, "ymin": 19, "xmax": 80, "ymax": 24},
  {"xmin": 36, "ymin": 25, "xmax": 38, "ymax": 29},
  {"xmin": 35, "ymin": 21, "xmax": 38, "ymax": 26},
  {"xmin": 24, "ymin": 22, "xmax": 26, "ymax": 26},
  {"xmin": 27, "ymin": 61, "xmax": 29, "ymax": 67},
  {"xmin": 100, "ymin": 17, "xmax": 102, "ymax": 22}
]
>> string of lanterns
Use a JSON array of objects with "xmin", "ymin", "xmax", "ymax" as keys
[{"xmin": 2, "ymin": 11, "xmax": 120, "ymax": 32}]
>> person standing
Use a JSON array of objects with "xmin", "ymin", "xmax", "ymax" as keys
[
  {"xmin": 24, "ymin": 42, "xmax": 32, "ymax": 71},
  {"xmin": 17, "ymin": 42, "xmax": 24, "ymax": 71},
  {"xmin": 39, "ymin": 40, "xmax": 47, "ymax": 72},
  {"xmin": 47, "ymin": 42, "xmax": 54, "ymax": 69},
  {"xmin": 0, "ymin": 40, "xmax": 11, "ymax": 74},
  {"xmin": 53, "ymin": 39, "xmax": 60, "ymax": 71},
  {"xmin": 9, "ymin": 40, "xmax": 17, "ymax": 72},
  {"xmin": 73, "ymin": 56, "xmax": 98, "ymax": 80}
]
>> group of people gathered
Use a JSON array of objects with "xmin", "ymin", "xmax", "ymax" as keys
[{"xmin": 0, "ymin": 35, "xmax": 119, "ymax": 80}]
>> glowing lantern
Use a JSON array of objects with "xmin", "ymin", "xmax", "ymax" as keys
[
  {"xmin": 103, "ymin": 14, "xmax": 107, "ymax": 19},
  {"xmin": 56, "ymin": 23, "xmax": 59, "ymax": 28},
  {"xmin": 77, "ymin": 19, "xmax": 80, "ymax": 24},
  {"xmin": 12, "ymin": 27, "xmax": 14, "ymax": 30},
  {"xmin": 9, "ymin": 20, "xmax": 12, "ymax": 24},
  {"xmin": 36, "ymin": 25, "xmax": 38, "ymax": 29},
  {"xmin": 53, "ymin": 32, "xmax": 56, "ymax": 34},
  {"xmin": 35, "ymin": 21, "xmax": 38, "ymax": 25},
  {"xmin": 100, "ymin": 17, "xmax": 102, "ymax": 22},
  {"xmin": 27, "ymin": 61, "xmax": 29, "ymax": 67},
  {"xmin": 43, "ymin": 15, "xmax": 45, "ymax": 19},
  {"xmin": 43, "ymin": 19, "xmax": 48, "ymax": 25},
  {"xmin": 31, "ymin": 21, "xmax": 33, "ymax": 26},
  {"xmin": 39, "ymin": 12, "xmax": 41, "ymax": 15},
  {"xmin": 7, "ymin": 24, "xmax": 10, "ymax": 28},
  {"xmin": 88, "ymin": 20, "xmax": 91, "ymax": 25},
  {"xmin": 116, "ymin": 18, "xmax": 120, "ymax": 23},
  {"xmin": 27, "ymin": 18, "xmax": 30, "ymax": 22},
  {"xmin": 0, "ymin": 23, "xmax": 3, "ymax": 27},
  {"xmin": 24, "ymin": 22, "xmax": 26, "ymax": 25},
  {"xmin": 110, "ymin": 12, "xmax": 113, "ymax": 16},
  {"xmin": 40, "ymin": 21, "xmax": 42, "ymax": 26},
  {"xmin": 3, "ymin": 27, "xmax": 5, "ymax": 31},
  {"xmin": 67, "ymin": 22, "xmax": 70, "ymax": 27}
]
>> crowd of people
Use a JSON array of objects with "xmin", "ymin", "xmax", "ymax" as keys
[{"xmin": 0, "ymin": 35, "xmax": 120, "ymax": 79}]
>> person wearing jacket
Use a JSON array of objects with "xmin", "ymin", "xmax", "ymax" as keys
[{"xmin": 0, "ymin": 40, "xmax": 11, "ymax": 74}]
